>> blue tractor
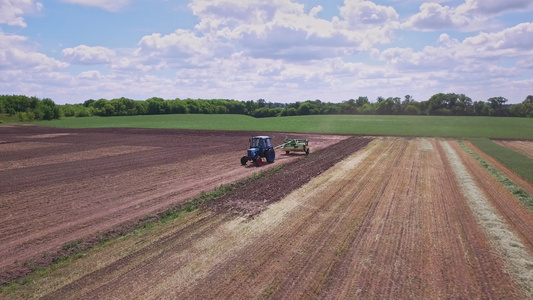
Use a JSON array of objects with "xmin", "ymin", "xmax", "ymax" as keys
[{"xmin": 241, "ymin": 136, "xmax": 276, "ymax": 166}]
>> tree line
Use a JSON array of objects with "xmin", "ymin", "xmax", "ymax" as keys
[
  {"xmin": 0, "ymin": 95, "xmax": 61, "ymax": 121},
  {"xmin": 1, "ymin": 93, "xmax": 533, "ymax": 121}
]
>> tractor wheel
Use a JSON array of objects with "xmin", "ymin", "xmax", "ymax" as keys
[
  {"xmin": 266, "ymin": 148, "xmax": 275, "ymax": 163},
  {"xmin": 255, "ymin": 158, "xmax": 263, "ymax": 166},
  {"xmin": 241, "ymin": 156, "xmax": 248, "ymax": 165},
  {"xmin": 305, "ymin": 148, "xmax": 310, "ymax": 155},
  {"xmin": 285, "ymin": 151, "xmax": 290, "ymax": 155}
]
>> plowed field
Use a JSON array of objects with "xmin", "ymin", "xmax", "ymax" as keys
[
  {"xmin": 2, "ymin": 127, "xmax": 533, "ymax": 299},
  {"xmin": 0, "ymin": 126, "xmax": 348, "ymax": 283}
]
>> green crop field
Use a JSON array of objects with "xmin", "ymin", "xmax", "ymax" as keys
[
  {"xmin": 468, "ymin": 138, "xmax": 533, "ymax": 184},
  {"xmin": 32, "ymin": 114, "xmax": 533, "ymax": 139}
]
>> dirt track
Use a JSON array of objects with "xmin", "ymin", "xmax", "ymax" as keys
[
  {"xmin": 0, "ymin": 126, "xmax": 348, "ymax": 283},
  {"xmin": 11, "ymin": 137, "xmax": 533, "ymax": 299}
]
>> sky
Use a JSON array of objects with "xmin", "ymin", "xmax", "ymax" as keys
[{"xmin": 1, "ymin": 0, "xmax": 532, "ymax": 105}]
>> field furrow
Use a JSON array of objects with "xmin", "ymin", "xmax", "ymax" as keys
[
  {"xmin": 2, "ymin": 125, "xmax": 532, "ymax": 299},
  {"xmin": 444, "ymin": 141, "xmax": 533, "ymax": 297},
  {"xmin": 0, "ymin": 126, "xmax": 348, "ymax": 284},
  {"xmin": 35, "ymin": 138, "xmax": 523, "ymax": 299},
  {"xmin": 319, "ymin": 139, "xmax": 518, "ymax": 298}
]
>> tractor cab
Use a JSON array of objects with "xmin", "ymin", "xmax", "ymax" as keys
[{"xmin": 250, "ymin": 136, "xmax": 272, "ymax": 149}]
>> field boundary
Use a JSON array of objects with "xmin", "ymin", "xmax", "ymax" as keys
[
  {"xmin": 460, "ymin": 140, "xmax": 533, "ymax": 212},
  {"xmin": 469, "ymin": 138, "xmax": 533, "ymax": 183}
]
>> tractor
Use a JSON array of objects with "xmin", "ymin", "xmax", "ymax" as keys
[{"xmin": 241, "ymin": 136, "xmax": 276, "ymax": 166}]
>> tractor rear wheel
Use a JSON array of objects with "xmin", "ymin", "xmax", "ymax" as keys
[
  {"xmin": 241, "ymin": 156, "xmax": 248, "ymax": 165},
  {"xmin": 266, "ymin": 148, "xmax": 275, "ymax": 163}
]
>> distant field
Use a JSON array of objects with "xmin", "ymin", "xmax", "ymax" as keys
[{"xmin": 33, "ymin": 114, "xmax": 533, "ymax": 139}]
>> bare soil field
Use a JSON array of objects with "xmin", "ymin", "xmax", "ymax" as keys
[
  {"xmin": 5, "ymin": 135, "xmax": 533, "ymax": 299},
  {"xmin": 0, "ymin": 125, "xmax": 348, "ymax": 284},
  {"xmin": 494, "ymin": 140, "xmax": 533, "ymax": 160}
]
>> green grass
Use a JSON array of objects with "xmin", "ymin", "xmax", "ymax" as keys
[
  {"xmin": 460, "ymin": 140, "xmax": 533, "ymax": 211},
  {"xmin": 35, "ymin": 114, "xmax": 533, "ymax": 139},
  {"xmin": 0, "ymin": 114, "xmax": 19, "ymax": 124},
  {"xmin": 468, "ymin": 138, "xmax": 533, "ymax": 184}
]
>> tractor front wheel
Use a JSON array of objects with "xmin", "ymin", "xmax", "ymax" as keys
[{"xmin": 241, "ymin": 156, "xmax": 248, "ymax": 165}]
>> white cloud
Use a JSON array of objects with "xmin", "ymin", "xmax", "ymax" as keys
[
  {"xmin": 59, "ymin": 0, "xmax": 131, "ymax": 12},
  {"xmin": 333, "ymin": 0, "xmax": 400, "ymax": 48},
  {"xmin": 0, "ymin": 30, "xmax": 67, "ymax": 71},
  {"xmin": 110, "ymin": 56, "xmax": 159, "ymax": 73},
  {"xmin": 0, "ymin": 0, "xmax": 42, "ymax": 27},
  {"xmin": 517, "ymin": 57, "xmax": 533, "ymax": 69},
  {"xmin": 401, "ymin": 3, "xmax": 471, "ymax": 31},
  {"xmin": 464, "ymin": 0, "xmax": 533, "ymax": 15},
  {"xmin": 375, "ymin": 22, "xmax": 533, "ymax": 97},
  {"xmin": 2, "ymin": 0, "xmax": 531, "ymax": 104},
  {"xmin": 188, "ymin": 0, "xmax": 399, "ymax": 62},
  {"xmin": 339, "ymin": 0, "xmax": 399, "ymax": 26},
  {"xmin": 62, "ymin": 45, "xmax": 115, "ymax": 65},
  {"xmin": 138, "ymin": 29, "xmax": 213, "ymax": 58},
  {"xmin": 403, "ymin": 0, "xmax": 533, "ymax": 31},
  {"xmin": 462, "ymin": 22, "xmax": 533, "ymax": 55},
  {"xmin": 77, "ymin": 70, "xmax": 105, "ymax": 80}
]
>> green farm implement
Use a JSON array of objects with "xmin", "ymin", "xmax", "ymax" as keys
[{"xmin": 278, "ymin": 138, "xmax": 310, "ymax": 155}]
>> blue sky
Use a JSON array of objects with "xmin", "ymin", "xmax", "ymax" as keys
[{"xmin": 1, "ymin": 0, "xmax": 532, "ymax": 104}]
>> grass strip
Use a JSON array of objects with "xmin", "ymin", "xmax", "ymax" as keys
[
  {"xmin": 468, "ymin": 138, "xmax": 533, "ymax": 184},
  {"xmin": 459, "ymin": 140, "xmax": 533, "ymax": 212},
  {"xmin": 0, "ymin": 164, "xmax": 284, "ymax": 292}
]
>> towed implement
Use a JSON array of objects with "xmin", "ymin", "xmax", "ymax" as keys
[
  {"xmin": 279, "ymin": 138, "xmax": 310, "ymax": 155},
  {"xmin": 241, "ymin": 136, "xmax": 310, "ymax": 166}
]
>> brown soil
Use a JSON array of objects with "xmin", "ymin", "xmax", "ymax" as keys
[
  {"xmin": 0, "ymin": 125, "xmax": 348, "ymax": 284},
  {"xmin": 453, "ymin": 141, "xmax": 533, "ymax": 255},
  {"xmin": 24, "ymin": 138, "xmax": 524, "ymax": 299}
]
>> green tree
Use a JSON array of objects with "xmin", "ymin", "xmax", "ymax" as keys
[
  {"xmin": 356, "ymin": 96, "xmax": 369, "ymax": 107},
  {"xmin": 146, "ymin": 97, "xmax": 165, "ymax": 114},
  {"xmin": 83, "ymin": 99, "xmax": 96, "ymax": 107},
  {"xmin": 297, "ymin": 102, "xmax": 311, "ymax": 115},
  {"xmin": 36, "ymin": 98, "xmax": 60, "ymax": 120},
  {"xmin": 487, "ymin": 96, "xmax": 508, "ymax": 116},
  {"xmin": 341, "ymin": 99, "xmax": 357, "ymax": 114}
]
